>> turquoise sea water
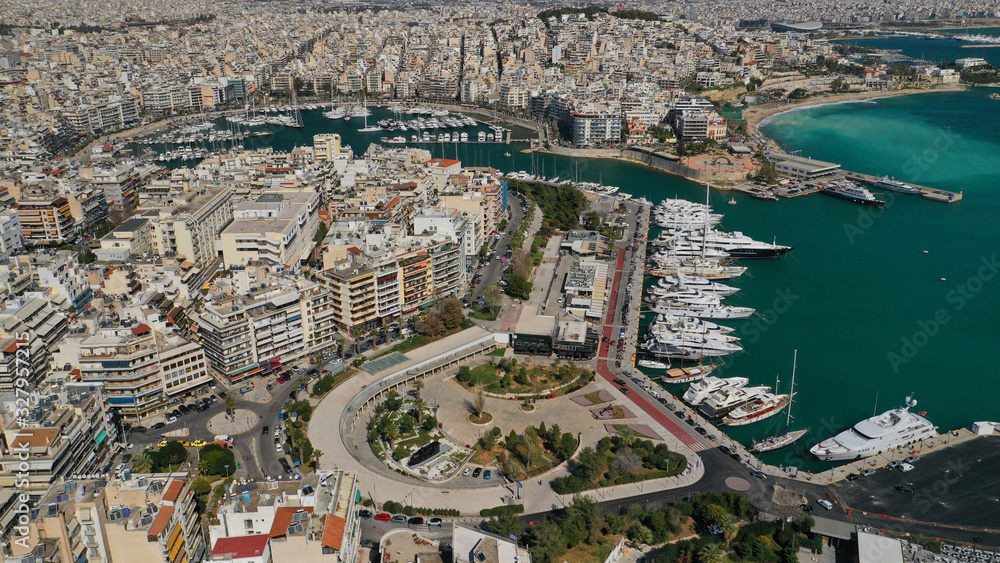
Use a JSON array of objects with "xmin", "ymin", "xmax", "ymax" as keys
[
  {"xmin": 141, "ymin": 99, "xmax": 999, "ymax": 470},
  {"xmin": 836, "ymin": 35, "xmax": 1000, "ymax": 66}
]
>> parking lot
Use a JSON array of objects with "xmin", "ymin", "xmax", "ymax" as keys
[{"xmin": 831, "ymin": 436, "xmax": 1000, "ymax": 528}]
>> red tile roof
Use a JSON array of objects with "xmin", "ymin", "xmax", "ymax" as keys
[
  {"xmin": 322, "ymin": 515, "xmax": 346, "ymax": 552},
  {"xmin": 268, "ymin": 507, "xmax": 313, "ymax": 538},
  {"xmin": 131, "ymin": 323, "xmax": 152, "ymax": 336},
  {"xmin": 161, "ymin": 480, "xmax": 184, "ymax": 503},
  {"xmin": 147, "ymin": 505, "xmax": 174, "ymax": 539},
  {"xmin": 211, "ymin": 534, "xmax": 269, "ymax": 560}
]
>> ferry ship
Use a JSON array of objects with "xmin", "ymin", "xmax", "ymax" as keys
[
  {"xmin": 821, "ymin": 182, "xmax": 885, "ymax": 207},
  {"xmin": 810, "ymin": 396, "xmax": 937, "ymax": 461},
  {"xmin": 872, "ymin": 176, "xmax": 921, "ymax": 194}
]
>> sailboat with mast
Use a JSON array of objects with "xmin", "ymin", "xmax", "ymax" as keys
[
  {"xmin": 750, "ymin": 350, "xmax": 808, "ymax": 452},
  {"xmin": 358, "ymin": 94, "xmax": 380, "ymax": 132},
  {"xmin": 323, "ymin": 80, "xmax": 346, "ymax": 120}
]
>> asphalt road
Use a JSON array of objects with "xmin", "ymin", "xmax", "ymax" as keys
[
  {"xmin": 831, "ymin": 437, "xmax": 1000, "ymax": 533},
  {"xmin": 471, "ymin": 191, "xmax": 528, "ymax": 300},
  {"xmin": 122, "ymin": 365, "xmax": 316, "ymax": 481}
]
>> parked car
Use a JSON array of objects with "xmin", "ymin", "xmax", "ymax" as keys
[
  {"xmin": 358, "ymin": 510, "xmax": 373, "ymax": 519},
  {"xmin": 905, "ymin": 455, "xmax": 921, "ymax": 463},
  {"xmin": 895, "ymin": 484, "xmax": 916, "ymax": 493},
  {"xmin": 462, "ymin": 467, "xmax": 471, "ymax": 477},
  {"xmin": 408, "ymin": 517, "xmax": 424, "ymax": 525},
  {"xmin": 619, "ymin": 387, "xmax": 630, "ymax": 395},
  {"xmin": 166, "ymin": 416, "xmax": 178, "ymax": 424},
  {"xmin": 860, "ymin": 469, "xmax": 876, "ymax": 477},
  {"xmin": 427, "ymin": 518, "xmax": 443, "ymax": 526},
  {"xmin": 238, "ymin": 385, "xmax": 253, "ymax": 394},
  {"xmin": 472, "ymin": 468, "xmax": 482, "ymax": 478},
  {"xmin": 178, "ymin": 404, "xmax": 191, "ymax": 414},
  {"xmin": 360, "ymin": 539, "xmax": 379, "ymax": 549},
  {"xmin": 150, "ymin": 422, "xmax": 166, "ymax": 430},
  {"xmin": 132, "ymin": 425, "xmax": 148, "ymax": 434},
  {"xmin": 390, "ymin": 515, "xmax": 407, "ymax": 524},
  {"xmin": 262, "ymin": 426, "xmax": 270, "ymax": 435},
  {"xmin": 695, "ymin": 427, "xmax": 708, "ymax": 436},
  {"xmin": 816, "ymin": 499, "xmax": 834, "ymax": 510},
  {"xmin": 483, "ymin": 470, "xmax": 491, "ymax": 480},
  {"xmin": 898, "ymin": 463, "xmax": 915, "ymax": 472},
  {"xmin": 750, "ymin": 471, "xmax": 767, "ymax": 480},
  {"xmin": 279, "ymin": 457, "xmax": 292, "ymax": 474},
  {"xmin": 374, "ymin": 513, "xmax": 391, "ymax": 522}
]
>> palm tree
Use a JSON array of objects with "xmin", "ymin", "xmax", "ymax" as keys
[
  {"xmin": 224, "ymin": 395, "xmax": 236, "ymax": 415},
  {"xmin": 698, "ymin": 542, "xmax": 726, "ymax": 563},
  {"xmin": 132, "ymin": 452, "xmax": 153, "ymax": 473},
  {"xmin": 413, "ymin": 379, "xmax": 425, "ymax": 399},
  {"xmin": 720, "ymin": 514, "xmax": 739, "ymax": 545},
  {"xmin": 411, "ymin": 398, "xmax": 428, "ymax": 423}
]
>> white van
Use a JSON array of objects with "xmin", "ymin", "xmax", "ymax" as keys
[{"xmin": 214, "ymin": 434, "xmax": 232, "ymax": 443}]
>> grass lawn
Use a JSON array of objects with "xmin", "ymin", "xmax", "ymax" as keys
[
  {"xmin": 470, "ymin": 306, "xmax": 500, "ymax": 320},
  {"xmin": 485, "ymin": 348, "xmax": 507, "ymax": 357},
  {"xmin": 393, "ymin": 326, "xmax": 469, "ymax": 354},
  {"xmin": 395, "ymin": 429, "xmax": 435, "ymax": 451},
  {"xmin": 471, "ymin": 435, "xmax": 561, "ymax": 479},
  {"xmin": 612, "ymin": 424, "xmax": 656, "ymax": 440},
  {"xmin": 558, "ymin": 535, "xmax": 621, "ymax": 563},
  {"xmin": 583, "ymin": 391, "xmax": 610, "ymax": 405},
  {"xmin": 468, "ymin": 364, "xmax": 500, "ymax": 386},
  {"xmin": 471, "ymin": 364, "xmax": 589, "ymax": 395}
]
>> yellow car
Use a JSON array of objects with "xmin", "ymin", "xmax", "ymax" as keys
[
  {"xmin": 191, "ymin": 440, "xmax": 207, "ymax": 447},
  {"xmin": 158, "ymin": 440, "xmax": 168, "ymax": 447},
  {"xmin": 179, "ymin": 440, "xmax": 191, "ymax": 447}
]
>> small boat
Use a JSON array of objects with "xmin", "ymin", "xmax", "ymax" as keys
[
  {"xmin": 660, "ymin": 363, "xmax": 718, "ymax": 384},
  {"xmin": 990, "ymin": 93, "xmax": 1000, "ymax": 100},
  {"xmin": 504, "ymin": 151, "xmax": 512, "ymax": 157},
  {"xmin": 728, "ymin": 198, "xmax": 737, "ymax": 205},
  {"xmin": 637, "ymin": 360, "xmax": 669, "ymax": 370},
  {"xmin": 750, "ymin": 190, "xmax": 778, "ymax": 201}
]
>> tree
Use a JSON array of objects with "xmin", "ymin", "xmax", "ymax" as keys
[
  {"xmin": 583, "ymin": 211, "xmax": 601, "ymax": 230},
  {"xmin": 473, "ymin": 389, "xmax": 487, "ymax": 417},
  {"xmin": 313, "ymin": 221, "xmax": 329, "ymax": 243},
  {"xmin": 506, "ymin": 274, "xmax": 532, "ymax": 300},
  {"xmin": 439, "ymin": 297, "xmax": 464, "ymax": 330},
  {"xmin": 378, "ymin": 417, "xmax": 400, "ymax": 446},
  {"xmin": 483, "ymin": 284, "xmax": 503, "ymax": 310},
  {"xmin": 191, "ymin": 475, "xmax": 212, "ymax": 495},
  {"xmin": 612, "ymin": 447, "xmax": 642, "ymax": 475},
  {"xmin": 457, "ymin": 365, "xmax": 472, "ymax": 383},
  {"xmin": 699, "ymin": 504, "xmax": 730, "ymax": 527},
  {"xmin": 574, "ymin": 447, "xmax": 608, "ymax": 483},
  {"xmin": 410, "ymin": 398, "xmax": 427, "ymax": 422},
  {"xmin": 418, "ymin": 312, "xmax": 445, "ymax": 338},
  {"xmin": 152, "ymin": 441, "xmax": 188, "ymax": 471},
  {"xmin": 131, "ymin": 452, "xmax": 153, "ymax": 473},
  {"xmin": 486, "ymin": 510, "xmax": 524, "ymax": 538},
  {"xmin": 224, "ymin": 395, "xmax": 235, "ymax": 415},
  {"xmin": 200, "ymin": 444, "xmax": 236, "ymax": 475},
  {"xmin": 412, "ymin": 379, "xmax": 424, "ymax": 399},
  {"xmin": 698, "ymin": 542, "xmax": 726, "ymax": 563}
]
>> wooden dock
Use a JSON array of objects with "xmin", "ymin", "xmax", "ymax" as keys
[{"xmin": 843, "ymin": 171, "xmax": 963, "ymax": 203}]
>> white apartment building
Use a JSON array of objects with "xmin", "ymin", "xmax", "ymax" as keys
[
  {"xmin": 220, "ymin": 191, "xmax": 321, "ymax": 268},
  {"xmin": 60, "ymin": 96, "xmax": 140, "ymax": 133},
  {"xmin": 145, "ymin": 188, "xmax": 234, "ymax": 266},
  {"xmin": 22, "ymin": 250, "xmax": 93, "ymax": 311},
  {"xmin": 413, "ymin": 206, "xmax": 477, "ymax": 267},
  {"xmin": 572, "ymin": 108, "xmax": 623, "ymax": 146},
  {"xmin": 0, "ymin": 212, "xmax": 24, "ymax": 260},
  {"xmin": 196, "ymin": 273, "xmax": 331, "ymax": 383},
  {"xmin": 96, "ymin": 216, "xmax": 154, "ymax": 262},
  {"xmin": 77, "ymin": 325, "xmax": 210, "ymax": 419}
]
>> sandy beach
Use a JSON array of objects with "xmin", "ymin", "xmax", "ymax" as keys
[{"xmin": 744, "ymin": 84, "xmax": 966, "ymax": 142}]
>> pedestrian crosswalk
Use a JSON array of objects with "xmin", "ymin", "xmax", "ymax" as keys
[{"xmin": 686, "ymin": 441, "xmax": 708, "ymax": 452}]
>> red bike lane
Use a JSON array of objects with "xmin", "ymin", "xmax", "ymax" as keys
[{"xmin": 595, "ymin": 248, "xmax": 706, "ymax": 453}]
